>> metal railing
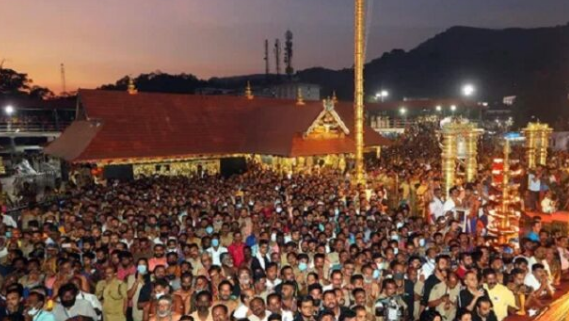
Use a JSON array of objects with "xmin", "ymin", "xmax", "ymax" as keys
[{"xmin": 0, "ymin": 121, "xmax": 71, "ymax": 132}]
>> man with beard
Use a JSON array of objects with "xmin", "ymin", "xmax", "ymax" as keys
[
  {"xmin": 483, "ymin": 269, "xmax": 517, "ymax": 321},
  {"xmin": 428, "ymin": 272, "xmax": 460, "ymax": 321},
  {"xmin": 375, "ymin": 279, "xmax": 407, "ymax": 321},
  {"xmin": 267, "ymin": 293, "xmax": 294, "ymax": 321},
  {"xmin": 472, "ymin": 297, "xmax": 498, "ymax": 321},
  {"xmin": 190, "ymin": 291, "xmax": 213, "ymax": 321},
  {"xmin": 215, "ymin": 280, "xmax": 238, "ymax": 314},
  {"xmin": 456, "ymin": 253, "xmax": 474, "ymax": 280},
  {"xmin": 320, "ymin": 290, "xmax": 349, "ymax": 321},
  {"xmin": 1, "ymin": 288, "xmax": 25, "ymax": 320},
  {"xmin": 212, "ymin": 304, "xmax": 230, "ymax": 321},
  {"xmin": 249, "ymin": 297, "xmax": 271, "ymax": 321},
  {"xmin": 149, "ymin": 245, "xmax": 167, "ymax": 273},
  {"xmin": 173, "ymin": 272, "xmax": 194, "ymax": 315},
  {"xmin": 421, "ymin": 255, "xmax": 450, "ymax": 310},
  {"xmin": 53, "ymin": 283, "xmax": 98, "ymax": 321},
  {"xmin": 149, "ymin": 295, "xmax": 182, "ymax": 321},
  {"xmin": 220, "ymin": 253, "xmax": 237, "ymax": 282}
]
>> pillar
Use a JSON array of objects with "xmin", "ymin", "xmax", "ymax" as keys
[
  {"xmin": 526, "ymin": 129, "xmax": 536, "ymax": 169},
  {"xmin": 465, "ymin": 131, "xmax": 479, "ymax": 182},
  {"xmin": 442, "ymin": 131, "xmax": 456, "ymax": 197},
  {"xmin": 538, "ymin": 128, "xmax": 551, "ymax": 166}
]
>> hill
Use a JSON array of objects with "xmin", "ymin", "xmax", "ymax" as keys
[{"xmin": 100, "ymin": 23, "xmax": 569, "ymax": 124}]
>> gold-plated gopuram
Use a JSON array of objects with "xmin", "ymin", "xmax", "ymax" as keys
[
  {"xmin": 440, "ymin": 119, "xmax": 483, "ymax": 196},
  {"xmin": 522, "ymin": 122, "xmax": 552, "ymax": 168},
  {"xmin": 354, "ymin": 0, "xmax": 365, "ymax": 184}
]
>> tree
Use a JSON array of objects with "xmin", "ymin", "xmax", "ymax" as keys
[
  {"xmin": 29, "ymin": 86, "xmax": 54, "ymax": 100},
  {"xmin": 0, "ymin": 68, "xmax": 31, "ymax": 95}
]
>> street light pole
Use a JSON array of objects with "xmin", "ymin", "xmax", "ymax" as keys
[{"xmin": 354, "ymin": 0, "xmax": 365, "ymax": 184}]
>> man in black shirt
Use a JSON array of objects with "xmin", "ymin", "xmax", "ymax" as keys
[
  {"xmin": 472, "ymin": 297, "xmax": 498, "ymax": 321},
  {"xmin": 421, "ymin": 255, "xmax": 450, "ymax": 308},
  {"xmin": 458, "ymin": 271, "xmax": 490, "ymax": 313}
]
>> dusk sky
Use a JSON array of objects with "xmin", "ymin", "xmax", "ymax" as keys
[{"xmin": 1, "ymin": 0, "xmax": 568, "ymax": 93}]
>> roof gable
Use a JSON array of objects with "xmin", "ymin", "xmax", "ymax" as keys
[{"xmin": 304, "ymin": 99, "xmax": 350, "ymax": 139}]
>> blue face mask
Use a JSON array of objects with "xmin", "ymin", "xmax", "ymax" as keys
[
  {"xmin": 419, "ymin": 238, "xmax": 426, "ymax": 247},
  {"xmin": 5, "ymin": 231, "xmax": 11, "ymax": 239},
  {"xmin": 318, "ymin": 224, "xmax": 325, "ymax": 232},
  {"xmin": 137, "ymin": 265, "xmax": 147, "ymax": 275},
  {"xmin": 206, "ymin": 226, "xmax": 214, "ymax": 235},
  {"xmin": 299, "ymin": 262, "xmax": 308, "ymax": 272},
  {"xmin": 211, "ymin": 238, "xmax": 220, "ymax": 247},
  {"xmin": 373, "ymin": 269, "xmax": 381, "ymax": 279}
]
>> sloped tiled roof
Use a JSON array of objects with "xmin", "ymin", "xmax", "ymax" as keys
[{"xmin": 45, "ymin": 89, "xmax": 390, "ymax": 163}]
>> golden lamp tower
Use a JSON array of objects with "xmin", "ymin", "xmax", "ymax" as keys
[
  {"xmin": 354, "ymin": 0, "xmax": 365, "ymax": 184},
  {"xmin": 487, "ymin": 136, "xmax": 523, "ymax": 245},
  {"xmin": 522, "ymin": 122, "xmax": 552, "ymax": 168},
  {"xmin": 440, "ymin": 119, "xmax": 483, "ymax": 196}
]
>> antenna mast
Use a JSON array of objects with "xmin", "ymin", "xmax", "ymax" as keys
[
  {"xmin": 264, "ymin": 39, "xmax": 270, "ymax": 79},
  {"xmin": 284, "ymin": 30, "xmax": 294, "ymax": 78},
  {"xmin": 274, "ymin": 39, "xmax": 281, "ymax": 77},
  {"xmin": 60, "ymin": 63, "xmax": 67, "ymax": 95}
]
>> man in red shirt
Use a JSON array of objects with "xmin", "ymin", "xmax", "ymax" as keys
[
  {"xmin": 456, "ymin": 252, "xmax": 473, "ymax": 280},
  {"xmin": 117, "ymin": 251, "xmax": 136, "ymax": 281},
  {"xmin": 228, "ymin": 231, "xmax": 246, "ymax": 268},
  {"xmin": 148, "ymin": 244, "xmax": 168, "ymax": 272}
]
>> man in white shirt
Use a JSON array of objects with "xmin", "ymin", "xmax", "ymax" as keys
[
  {"xmin": 524, "ymin": 263, "xmax": 553, "ymax": 298},
  {"xmin": 429, "ymin": 188, "xmax": 445, "ymax": 223},
  {"xmin": 443, "ymin": 187, "xmax": 461, "ymax": 218},
  {"xmin": 556, "ymin": 236, "xmax": 569, "ymax": 274},
  {"xmin": 2, "ymin": 213, "xmax": 16, "ymax": 229},
  {"xmin": 528, "ymin": 169, "xmax": 542, "ymax": 211},
  {"xmin": 206, "ymin": 234, "xmax": 228, "ymax": 266},
  {"xmin": 540, "ymin": 191, "xmax": 556, "ymax": 213}
]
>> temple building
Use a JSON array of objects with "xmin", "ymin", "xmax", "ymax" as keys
[{"xmin": 45, "ymin": 89, "xmax": 389, "ymax": 179}]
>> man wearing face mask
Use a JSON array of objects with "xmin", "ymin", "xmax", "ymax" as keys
[
  {"xmin": 207, "ymin": 233, "xmax": 228, "ymax": 266},
  {"xmin": 24, "ymin": 291, "xmax": 55, "ymax": 321},
  {"xmin": 53, "ymin": 283, "xmax": 98, "ymax": 321}
]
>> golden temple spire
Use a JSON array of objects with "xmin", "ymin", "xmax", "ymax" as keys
[
  {"xmin": 332, "ymin": 91, "xmax": 338, "ymax": 103},
  {"xmin": 127, "ymin": 77, "xmax": 138, "ymax": 95},
  {"xmin": 296, "ymin": 87, "xmax": 305, "ymax": 105},
  {"xmin": 245, "ymin": 81, "xmax": 254, "ymax": 100}
]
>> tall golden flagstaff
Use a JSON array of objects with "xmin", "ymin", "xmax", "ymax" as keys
[{"xmin": 354, "ymin": 0, "xmax": 365, "ymax": 184}]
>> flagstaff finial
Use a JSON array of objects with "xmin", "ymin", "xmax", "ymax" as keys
[
  {"xmin": 127, "ymin": 77, "xmax": 138, "ymax": 95},
  {"xmin": 332, "ymin": 91, "xmax": 338, "ymax": 103},
  {"xmin": 245, "ymin": 81, "xmax": 254, "ymax": 100},
  {"xmin": 296, "ymin": 87, "xmax": 305, "ymax": 105}
]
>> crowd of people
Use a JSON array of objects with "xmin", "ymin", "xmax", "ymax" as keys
[{"xmin": 0, "ymin": 124, "xmax": 568, "ymax": 321}]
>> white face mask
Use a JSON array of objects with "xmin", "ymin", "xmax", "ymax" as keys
[
  {"xmin": 27, "ymin": 307, "xmax": 39, "ymax": 316},
  {"xmin": 156, "ymin": 292, "xmax": 165, "ymax": 300},
  {"xmin": 271, "ymin": 233, "xmax": 277, "ymax": 242}
]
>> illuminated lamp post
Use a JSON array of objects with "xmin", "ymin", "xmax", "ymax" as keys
[
  {"xmin": 354, "ymin": 0, "xmax": 365, "ymax": 184},
  {"xmin": 375, "ymin": 90, "xmax": 389, "ymax": 102},
  {"xmin": 522, "ymin": 123, "xmax": 552, "ymax": 168}
]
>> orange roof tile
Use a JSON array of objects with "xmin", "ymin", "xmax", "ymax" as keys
[{"xmin": 45, "ymin": 90, "xmax": 390, "ymax": 163}]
